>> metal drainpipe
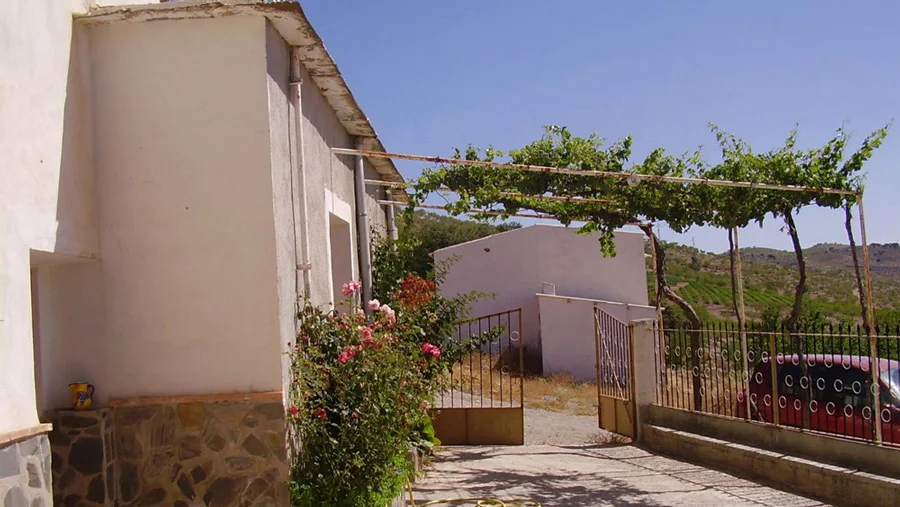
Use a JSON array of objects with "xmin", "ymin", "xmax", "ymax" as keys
[
  {"xmin": 290, "ymin": 49, "xmax": 312, "ymax": 299},
  {"xmin": 353, "ymin": 138, "xmax": 373, "ymax": 310},
  {"xmin": 385, "ymin": 190, "xmax": 398, "ymax": 242}
]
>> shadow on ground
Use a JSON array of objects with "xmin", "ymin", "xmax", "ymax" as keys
[{"xmin": 410, "ymin": 445, "xmax": 827, "ymax": 507}]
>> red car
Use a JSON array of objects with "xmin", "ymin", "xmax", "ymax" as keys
[{"xmin": 737, "ymin": 354, "xmax": 900, "ymax": 444}]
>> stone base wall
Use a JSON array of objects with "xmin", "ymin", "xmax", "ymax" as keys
[
  {"xmin": 0, "ymin": 432, "xmax": 53, "ymax": 507},
  {"xmin": 47, "ymin": 398, "xmax": 288, "ymax": 506}
]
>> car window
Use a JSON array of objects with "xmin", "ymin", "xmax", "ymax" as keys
[
  {"xmin": 808, "ymin": 365, "xmax": 833, "ymax": 403},
  {"xmin": 881, "ymin": 368, "xmax": 900, "ymax": 408},
  {"xmin": 808, "ymin": 364, "xmax": 870, "ymax": 408},
  {"xmin": 778, "ymin": 363, "xmax": 804, "ymax": 397},
  {"xmin": 837, "ymin": 368, "xmax": 870, "ymax": 409}
]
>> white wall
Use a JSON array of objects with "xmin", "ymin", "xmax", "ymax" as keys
[
  {"xmin": 0, "ymin": 3, "xmax": 391, "ymax": 433},
  {"xmin": 299, "ymin": 67, "xmax": 387, "ymax": 308},
  {"xmin": 531, "ymin": 225, "xmax": 649, "ymax": 304},
  {"xmin": 435, "ymin": 227, "xmax": 543, "ymax": 364},
  {"xmin": 32, "ymin": 259, "xmax": 106, "ymax": 411},
  {"xmin": 265, "ymin": 21, "xmax": 298, "ymax": 404},
  {"xmin": 434, "ymin": 225, "xmax": 650, "ymax": 371},
  {"xmin": 0, "ymin": 0, "xmax": 101, "ymax": 433},
  {"xmin": 537, "ymin": 294, "xmax": 657, "ymax": 381},
  {"xmin": 90, "ymin": 15, "xmax": 284, "ymax": 399}
]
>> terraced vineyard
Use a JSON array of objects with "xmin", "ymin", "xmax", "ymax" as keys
[
  {"xmin": 678, "ymin": 282, "xmax": 791, "ymax": 308},
  {"xmin": 653, "ymin": 241, "xmax": 900, "ymax": 325}
]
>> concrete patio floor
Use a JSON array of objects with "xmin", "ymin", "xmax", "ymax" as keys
[{"xmin": 408, "ymin": 444, "xmax": 831, "ymax": 506}]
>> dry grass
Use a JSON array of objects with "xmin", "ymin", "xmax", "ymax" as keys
[
  {"xmin": 442, "ymin": 353, "xmax": 599, "ymax": 416},
  {"xmin": 659, "ymin": 367, "xmax": 743, "ymax": 417},
  {"xmin": 587, "ymin": 432, "xmax": 633, "ymax": 445},
  {"xmin": 522, "ymin": 374, "xmax": 598, "ymax": 415}
]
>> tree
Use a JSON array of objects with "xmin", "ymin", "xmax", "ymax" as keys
[
  {"xmin": 395, "ymin": 211, "xmax": 520, "ymax": 277},
  {"xmin": 407, "ymin": 124, "xmax": 888, "ymax": 330}
]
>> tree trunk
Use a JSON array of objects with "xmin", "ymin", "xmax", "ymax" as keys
[
  {"xmin": 782, "ymin": 210, "xmax": 810, "ymax": 428},
  {"xmin": 844, "ymin": 203, "xmax": 868, "ymax": 331},
  {"xmin": 727, "ymin": 229, "xmax": 746, "ymax": 331},
  {"xmin": 783, "ymin": 211, "xmax": 807, "ymax": 333},
  {"xmin": 641, "ymin": 224, "xmax": 703, "ymax": 411},
  {"xmin": 641, "ymin": 225, "xmax": 701, "ymax": 329}
]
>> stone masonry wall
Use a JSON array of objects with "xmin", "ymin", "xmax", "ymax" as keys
[
  {"xmin": 46, "ymin": 410, "xmax": 112, "ymax": 506},
  {"xmin": 47, "ymin": 399, "xmax": 289, "ymax": 506},
  {"xmin": 0, "ymin": 433, "xmax": 53, "ymax": 507}
]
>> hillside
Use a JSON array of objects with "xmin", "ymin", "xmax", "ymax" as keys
[
  {"xmin": 741, "ymin": 243, "xmax": 900, "ymax": 283},
  {"xmin": 400, "ymin": 212, "xmax": 900, "ymax": 326},
  {"xmin": 657, "ymin": 242, "xmax": 900, "ymax": 325}
]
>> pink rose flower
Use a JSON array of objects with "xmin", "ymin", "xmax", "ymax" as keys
[
  {"xmin": 421, "ymin": 343, "xmax": 441, "ymax": 359},
  {"xmin": 358, "ymin": 326, "xmax": 373, "ymax": 341},
  {"xmin": 367, "ymin": 299, "xmax": 381, "ymax": 311},
  {"xmin": 289, "ymin": 405, "xmax": 299, "ymax": 416},
  {"xmin": 338, "ymin": 346, "xmax": 357, "ymax": 364},
  {"xmin": 313, "ymin": 407, "xmax": 327, "ymax": 420},
  {"xmin": 341, "ymin": 281, "xmax": 362, "ymax": 296},
  {"xmin": 380, "ymin": 304, "xmax": 396, "ymax": 326}
]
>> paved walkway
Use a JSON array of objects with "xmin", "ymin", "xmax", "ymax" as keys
[{"xmin": 409, "ymin": 445, "xmax": 830, "ymax": 506}]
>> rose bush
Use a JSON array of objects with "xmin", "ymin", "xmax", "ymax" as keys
[{"xmin": 288, "ymin": 236, "xmax": 496, "ymax": 506}]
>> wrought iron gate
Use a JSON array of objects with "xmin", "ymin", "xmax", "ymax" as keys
[
  {"xmin": 594, "ymin": 307, "xmax": 637, "ymax": 439},
  {"xmin": 431, "ymin": 309, "xmax": 525, "ymax": 445}
]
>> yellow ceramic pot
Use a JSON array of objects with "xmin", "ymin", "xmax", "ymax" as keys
[{"xmin": 69, "ymin": 382, "xmax": 95, "ymax": 410}]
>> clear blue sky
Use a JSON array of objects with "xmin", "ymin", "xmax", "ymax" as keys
[{"xmin": 303, "ymin": 1, "xmax": 899, "ymax": 254}]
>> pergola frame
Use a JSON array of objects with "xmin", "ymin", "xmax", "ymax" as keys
[{"xmin": 334, "ymin": 146, "xmax": 882, "ymax": 443}]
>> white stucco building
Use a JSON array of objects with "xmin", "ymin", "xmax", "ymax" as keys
[
  {"xmin": 434, "ymin": 225, "xmax": 657, "ymax": 381},
  {"xmin": 1, "ymin": 1, "xmax": 400, "ymax": 504}
]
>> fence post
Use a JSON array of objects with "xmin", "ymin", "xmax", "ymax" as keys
[
  {"xmin": 769, "ymin": 330, "xmax": 780, "ymax": 427},
  {"xmin": 630, "ymin": 319, "xmax": 659, "ymax": 443}
]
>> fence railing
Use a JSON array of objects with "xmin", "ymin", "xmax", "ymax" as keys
[
  {"xmin": 657, "ymin": 322, "xmax": 900, "ymax": 447},
  {"xmin": 436, "ymin": 309, "xmax": 524, "ymax": 409},
  {"xmin": 595, "ymin": 308, "xmax": 632, "ymax": 401}
]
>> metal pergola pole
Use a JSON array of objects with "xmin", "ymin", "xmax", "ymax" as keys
[
  {"xmin": 364, "ymin": 179, "xmax": 618, "ymax": 206},
  {"xmin": 339, "ymin": 147, "xmax": 858, "ymax": 197},
  {"xmin": 858, "ymin": 195, "xmax": 883, "ymax": 445}
]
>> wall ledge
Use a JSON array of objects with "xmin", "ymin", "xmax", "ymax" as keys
[
  {"xmin": 108, "ymin": 390, "xmax": 282, "ymax": 407},
  {"xmin": 0, "ymin": 423, "xmax": 53, "ymax": 446}
]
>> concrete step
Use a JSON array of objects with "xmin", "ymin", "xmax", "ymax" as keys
[{"xmin": 642, "ymin": 424, "xmax": 900, "ymax": 507}]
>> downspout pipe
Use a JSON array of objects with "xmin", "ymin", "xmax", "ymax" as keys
[
  {"xmin": 353, "ymin": 138, "xmax": 373, "ymax": 310},
  {"xmin": 290, "ymin": 49, "xmax": 312, "ymax": 299},
  {"xmin": 385, "ymin": 190, "xmax": 398, "ymax": 242}
]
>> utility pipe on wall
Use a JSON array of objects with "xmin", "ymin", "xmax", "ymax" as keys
[
  {"xmin": 289, "ymin": 49, "xmax": 312, "ymax": 299},
  {"xmin": 385, "ymin": 190, "xmax": 398, "ymax": 242},
  {"xmin": 353, "ymin": 139, "xmax": 373, "ymax": 309}
]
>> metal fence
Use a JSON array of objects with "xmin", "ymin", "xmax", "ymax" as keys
[
  {"xmin": 436, "ymin": 309, "xmax": 524, "ymax": 409},
  {"xmin": 658, "ymin": 322, "xmax": 900, "ymax": 447},
  {"xmin": 595, "ymin": 308, "xmax": 632, "ymax": 401}
]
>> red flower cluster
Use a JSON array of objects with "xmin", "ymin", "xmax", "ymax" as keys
[
  {"xmin": 338, "ymin": 346, "xmax": 357, "ymax": 364},
  {"xmin": 361, "ymin": 335, "xmax": 382, "ymax": 350},
  {"xmin": 392, "ymin": 274, "xmax": 436, "ymax": 309},
  {"xmin": 312, "ymin": 407, "xmax": 327, "ymax": 420},
  {"xmin": 421, "ymin": 342, "xmax": 441, "ymax": 359}
]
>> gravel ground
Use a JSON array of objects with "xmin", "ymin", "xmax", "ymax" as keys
[
  {"xmin": 440, "ymin": 390, "xmax": 616, "ymax": 445},
  {"xmin": 412, "ymin": 445, "xmax": 829, "ymax": 507},
  {"xmin": 524, "ymin": 407, "xmax": 615, "ymax": 445}
]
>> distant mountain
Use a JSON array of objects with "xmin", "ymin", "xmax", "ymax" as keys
[
  {"xmin": 655, "ymin": 242, "xmax": 900, "ymax": 325},
  {"xmin": 740, "ymin": 243, "xmax": 900, "ymax": 283}
]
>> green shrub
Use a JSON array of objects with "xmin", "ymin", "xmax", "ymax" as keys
[{"xmin": 287, "ymin": 236, "xmax": 492, "ymax": 506}]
